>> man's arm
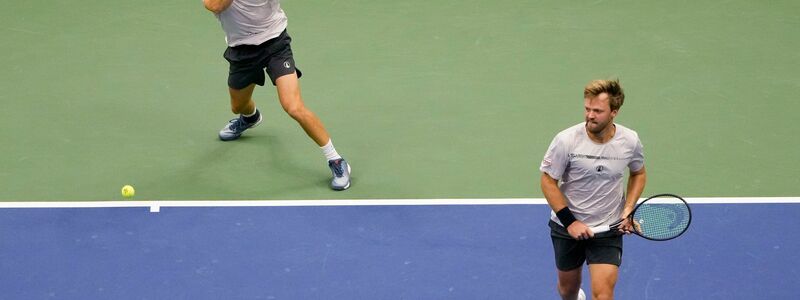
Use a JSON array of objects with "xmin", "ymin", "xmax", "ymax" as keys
[
  {"xmin": 619, "ymin": 166, "xmax": 647, "ymax": 233},
  {"xmin": 203, "ymin": 0, "xmax": 234, "ymax": 14},
  {"xmin": 541, "ymin": 172, "xmax": 594, "ymax": 240}
]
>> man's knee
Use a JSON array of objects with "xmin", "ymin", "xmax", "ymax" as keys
[
  {"xmin": 592, "ymin": 290, "xmax": 613, "ymax": 300},
  {"xmin": 557, "ymin": 278, "xmax": 581, "ymax": 296},
  {"xmin": 558, "ymin": 284, "xmax": 581, "ymax": 297},
  {"xmin": 283, "ymin": 103, "xmax": 308, "ymax": 120},
  {"xmin": 591, "ymin": 279, "xmax": 615, "ymax": 300}
]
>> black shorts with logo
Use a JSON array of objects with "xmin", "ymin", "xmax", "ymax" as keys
[
  {"xmin": 223, "ymin": 29, "xmax": 303, "ymax": 89},
  {"xmin": 549, "ymin": 220, "xmax": 623, "ymax": 271}
]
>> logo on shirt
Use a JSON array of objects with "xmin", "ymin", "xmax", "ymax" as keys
[
  {"xmin": 283, "ymin": 61, "xmax": 291, "ymax": 69},
  {"xmin": 569, "ymin": 153, "xmax": 626, "ymax": 160},
  {"xmin": 596, "ymin": 165, "xmax": 604, "ymax": 172}
]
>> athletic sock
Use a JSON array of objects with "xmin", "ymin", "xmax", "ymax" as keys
[
  {"xmin": 242, "ymin": 107, "xmax": 259, "ymax": 124},
  {"xmin": 320, "ymin": 139, "xmax": 342, "ymax": 161}
]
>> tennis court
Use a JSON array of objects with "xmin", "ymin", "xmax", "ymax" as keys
[
  {"xmin": 2, "ymin": 200, "xmax": 799, "ymax": 299},
  {"xmin": 1, "ymin": 1, "xmax": 798, "ymax": 299}
]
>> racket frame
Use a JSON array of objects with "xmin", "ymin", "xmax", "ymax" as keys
[{"xmin": 590, "ymin": 193, "xmax": 692, "ymax": 241}]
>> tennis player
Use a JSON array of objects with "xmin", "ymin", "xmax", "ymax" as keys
[
  {"xmin": 539, "ymin": 79, "xmax": 647, "ymax": 300},
  {"xmin": 203, "ymin": 0, "xmax": 351, "ymax": 190}
]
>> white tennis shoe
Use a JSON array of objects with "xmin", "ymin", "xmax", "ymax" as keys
[
  {"xmin": 219, "ymin": 114, "xmax": 263, "ymax": 141},
  {"xmin": 327, "ymin": 158, "xmax": 351, "ymax": 191}
]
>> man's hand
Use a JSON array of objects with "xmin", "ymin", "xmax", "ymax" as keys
[
  {"xmin": 203, "ymin": 0, "xmax": 234, "ymax": 14},
  {"xmin": 618, "ymin": 217, "xmax": 640, "ymax": 235},
  {"xmin": 566, "ymin": 221, "xmax": 594, "ymax": 240}
]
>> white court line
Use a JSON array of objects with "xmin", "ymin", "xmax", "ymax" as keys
[{"xmin": 0, "ymin": 197, "xmax": 799, "ymax": 212}]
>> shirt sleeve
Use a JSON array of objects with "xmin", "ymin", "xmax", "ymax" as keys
[
  {"xmin": 540, "ymin": 134, "xmax": 569, "ymax": 180},
  {"xmin": 628, "ymin": 138, "xmax": 645, "ymax": 172}
]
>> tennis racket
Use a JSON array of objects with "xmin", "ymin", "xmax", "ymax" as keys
[{"xmin": 589, "ymin": 193, "xmax": 691, "ymax": 241}]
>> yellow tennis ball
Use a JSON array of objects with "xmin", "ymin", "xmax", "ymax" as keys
[{"xmin": 121, "ymin": 185, "xmax": 135, "ymax": 198}]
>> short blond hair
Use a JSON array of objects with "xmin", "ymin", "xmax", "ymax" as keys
[{"xmin": 584, "ymin": 79, "xmax": 625, "ymax": 111}]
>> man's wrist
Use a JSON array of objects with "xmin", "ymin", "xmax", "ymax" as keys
[{"xmin": 556, "ymin": 207, "xmax": 577, "ymax": 228}]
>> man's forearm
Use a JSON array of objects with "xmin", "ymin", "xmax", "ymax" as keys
[
  {"xmin": 541, "ymin": 173, "xmax": 568, "ymax": 212},
  {"xmin": 623, "ymin": 167, "xmax": 647, "ymax": 216},
  {"xmin": 542, "ymin": 173, "xmax": 580, "ymax": 228}
]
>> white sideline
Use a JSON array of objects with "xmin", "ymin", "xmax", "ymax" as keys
[{"xmin": 0, "ymin": 197, "xmax": 798, "ymax": 213}]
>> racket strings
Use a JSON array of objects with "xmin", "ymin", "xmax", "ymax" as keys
[{"xmin": 633, "ymin": 203, "xmax": 690, "ymax": 240}]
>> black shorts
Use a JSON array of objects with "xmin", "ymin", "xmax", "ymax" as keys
[
  {"xmin": 223, "ymin": 29, "xmax": 303, "ymax": 89},
  {"xmin": 549, "ymin": 220, "xmax": 623, "ymax": 271}
]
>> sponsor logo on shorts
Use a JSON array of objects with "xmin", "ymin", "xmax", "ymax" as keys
[{"xmin": 284, "ymin": 61, "xmax": 291, "ymax": 69}]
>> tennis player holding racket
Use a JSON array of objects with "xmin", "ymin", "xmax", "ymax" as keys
[{"xmin": 540, "ymin": 79, "xmax": 646, "ymax": 300}]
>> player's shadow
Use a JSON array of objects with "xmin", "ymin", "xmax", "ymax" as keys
[
  {"xmin": 253, "ymin": 133, "xmax": 331, "ymax": 191},
  {"xmin": 151, "ymin": 133, "xmax": 331, "ymax": 198}
]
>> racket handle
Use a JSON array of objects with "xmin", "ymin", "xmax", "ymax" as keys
[{"xmin": 589, "ymin": 225, "xmax": 610, "ymax": 233}]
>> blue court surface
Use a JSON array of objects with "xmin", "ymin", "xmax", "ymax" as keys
[{"xmin": 1, "ymin": 202, "xmax": 798, "ymax": 299}]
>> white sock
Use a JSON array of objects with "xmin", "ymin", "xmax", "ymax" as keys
[
  {"xmin": 242, "ymin": 106, "xmax": 258, "ymax": 117},
  {"xmin": 320, "ymin": 139, "xmax": 342, "ymax": 161}
]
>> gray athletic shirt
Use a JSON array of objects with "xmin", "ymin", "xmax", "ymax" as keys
[
  {"xmin": 540, "ymin": 123, "xmax": 645, "ymax": 228},
  {"xmin": 215, "ymin": 0, "xmax": 288, "ymax": 47}
]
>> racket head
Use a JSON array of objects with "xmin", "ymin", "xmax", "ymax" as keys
[{"xmin": 630, "ymin": 193, "xmax": 692, "ymax": 241}]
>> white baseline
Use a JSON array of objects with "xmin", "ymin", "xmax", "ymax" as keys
[{"xmin": 1, "ymin": 197, "xmax": 799, "ymax": 213}]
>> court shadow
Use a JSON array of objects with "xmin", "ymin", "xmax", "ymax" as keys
[
  {"xmin": 255, "ymin": 133, "xmax": 331, "ymax": 190},
  {"xmin": 143, "ymin": 132, "xmax": 333, "ymax": 199}
]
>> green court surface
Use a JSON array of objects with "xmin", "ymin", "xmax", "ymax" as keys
[{"xmin": 1, "ymin": 1, "xmax": 798, "ymax": 201}]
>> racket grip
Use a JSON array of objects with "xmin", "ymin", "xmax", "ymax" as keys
[{"xmin": 589, "ymin": 225, "xmax": 610, "ymax": 233}]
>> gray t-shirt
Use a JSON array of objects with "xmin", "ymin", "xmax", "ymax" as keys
[
  {"xmin": 540, "ymin": 122, "xmax": 645, "ymax": 228},
  {"xmin": 216, "ymin": 0, "xmax": 288, "ymax": 47}
]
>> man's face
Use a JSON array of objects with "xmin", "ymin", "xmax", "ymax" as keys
[{"xmin": 584, "ymin": 93, "xmax": 617, "ymax": 135}]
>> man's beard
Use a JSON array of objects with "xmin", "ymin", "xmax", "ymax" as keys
[{"xmin": 585, "ymin": 119, "xmax": 610, "ymax": 135}]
